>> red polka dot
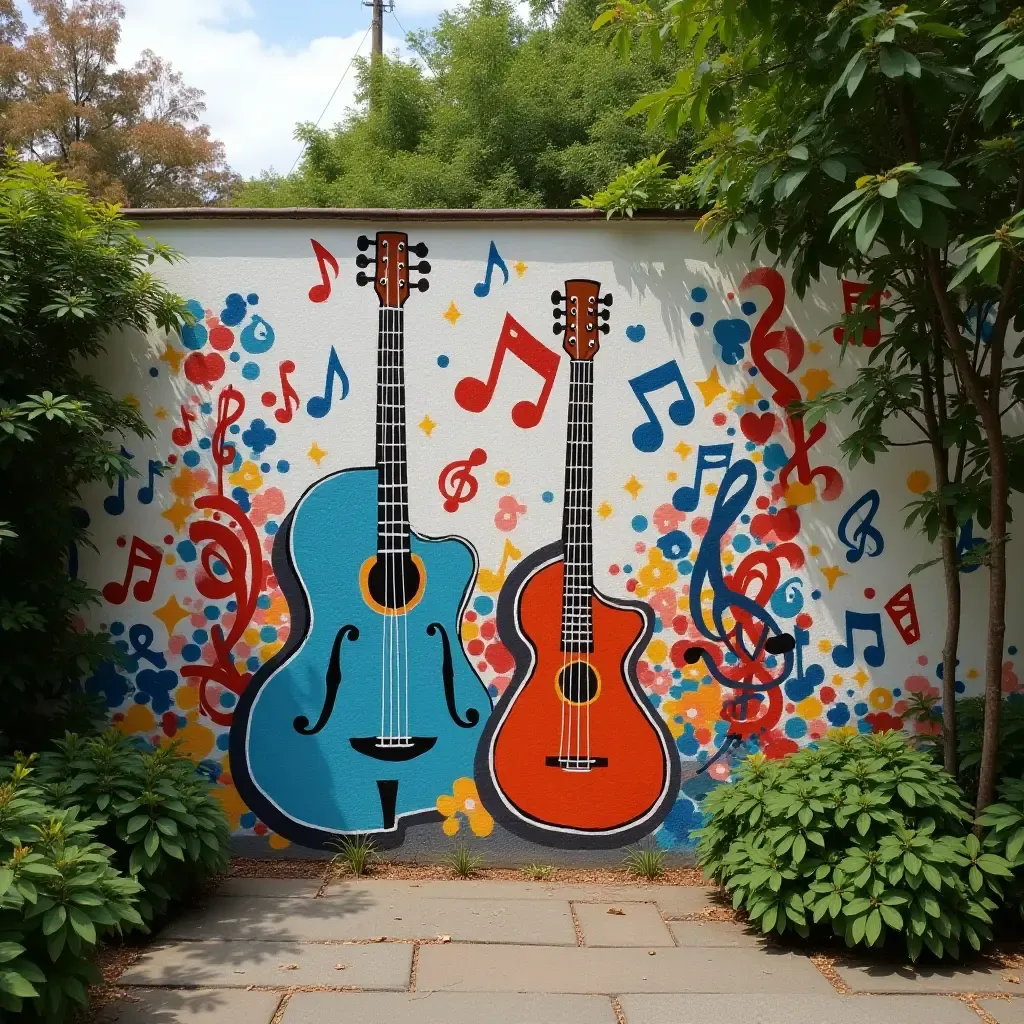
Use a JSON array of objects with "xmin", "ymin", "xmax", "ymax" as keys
[
  {"xmin": 485, "ymin": 640, "xmax": 514, "ymax": 674},
  {"xmin": 864, "ymin": 588, "xmax": 875, "ymax": 599},
  {"xmin": 167, "ymin": 454, "xmax": 178, "ymax": 465},
  {"xmin": 477, "ymin": 661, "xmax": 488, "ymax": 672},
  {"xmin": 465, "ymin": 611, "xmax": 477, "ymax": 622},
  {"xmin": 795, "ymin": 613, "xmax": 812, "ymax": 629},
  {"xmin": 213, "ymin": 512, "xmax": 221, "ymax": 521},
  {"xmin": 713, "ymin": 412, "xmax": 727, "ymax": 426},
  {"xmin": 727, "ymin": 292, "xmax": 735, "ymax": 300},
  {"xmin": 209, "ymin": 325, "xmax": 235, "ymax": 351},
  {"xmin": 161, "ymin": 711, "xmax": 178, "ymax": 737},
  {"xmin": 756, "ymin": 496, "xmax": 770, "ymax": 510},
  {"xmin": 467, "ymin": 639, "xmax": 485, "ymax": 656},
  {"xmin": 690, "ymin": 516, "xmax": 709, "ymax": 536},
  {"xmin": 786, "ymin": 703, "xmax": 795, "ymax": 713},
  {"xmin": 164, "ymin": 535, "xmax": 174, "ymax": 545},
  {"xmin": 117, "ymin": 536, "xmax": 127, "ymax": 547},
  {"xmin": 254, "ymin": 822, "xmax": 268, "ymax": 836},
  {"xmin": 261, "ymin": 392, "xmax": 276, "ymax": 407},
  {"xmin": 820, "ymin": 686, "xmax": 835, "ymax": 704},
  {"xmin": 672, "ymin": 615, "xmax": 688, "ymax": 633},
  {"xmin": 480, "ymin": 620, "xmax": 496, "ymax": 640},
  {"xmin": 917, "ymin": 655, "xmax": 929, "ymax": 666},
  {"xmin": 626, "ymin": 579, "xmax": 638, "ymax": 592},
  {"xmin": 609, "ymin": 565, "xmax": 620, "ymax": 575}
]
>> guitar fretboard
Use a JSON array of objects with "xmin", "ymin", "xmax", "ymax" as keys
[
  {"xmin": 376, "ymin": 307, "xmax": 410, "ymax": 557},
  {"xmin": 561, "ymin": 359, "xmax": 594, "ymax": 652}
]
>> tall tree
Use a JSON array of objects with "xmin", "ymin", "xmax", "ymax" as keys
[
  {"xmin": 235, "ymin": 0, "xmax": 688, "ymax": 209},
  {"xmin": 0, "ymin": 0, "xmax": 236, "ymax": 206},
  {"xmin": 585, "ymin": 0, "xmax": 1024, "ymax": 807}
]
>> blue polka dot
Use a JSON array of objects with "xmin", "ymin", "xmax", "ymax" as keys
[
  {"xmin": 229, "ymin": 424, "xmax": 240, "ymax": 434},
  {"xmin": 689, "ymin": 312, "xmax": 705, "ymax": 327},
  {"xmin": 744, "ymin": 442, "xmax": 755, "ymax": 452},
  {"xmin": 747, "ymin": 367, "xmax": 757, "ymax": 376},
  {"xmin": 542, "ymin": 491, "xmax": 554, "ymax": 503},
  {"xmin": 220, "ymin": 692, "xmax": 237, "ymax": 708},
  {"xmin": 247, "ymin": 293, "xmax": 259, "ymax": 305},
  {"xmin": 785, "ymin": 717, "xmax": 807, "ymax": 739},
  {"xmin": 893, "ymin": 689, "xmax": 902, "ymax": 697},
  {"xmin": 474, "ymin": 596, "xmax": 494, "ymax": 615},
  {"xmin": 265, "ymin": 522, "xmax": 279, "ymax": 535},
  {"xmin": 199, "ymin": 437, "xmax": 211, "ymax": 450},
  {"xmin": 227, "ymin": 601, "xmax": 237, "ymax": 612},
  {"xmin": 260, "ymin": 462, "xmax": 271, "ymax": 473},
  {"xmin": 247, "ymin": 656, "xmax": 261, "ymax": 672},
  {"xmin": 763, "ymin": 472, "xmax": 775, "ymax": 482},
  {"xmin": 230, "ymin": 352, "xmax": 241, "ymax": 362},
  {"xmin": 854, "ymin": 702, "xmax": 868, "ymax": 715},
  {"xmin": 182, "ymin": 644, "xmax": 201, "ymax": 662},
  {"xmin": 259, "ymin": 626, "xmax": 277, "ymax": 643},
  {"xmin": 726, "ymin": 427, "xmax": 735, "ymax": 436},
  {"xmin": 277, "ymin": 460, "xmax": 290, "ymax": 473},
  {"xmin": 623, "ymin": 564, "xmax": 633, "ymax": 574},
  {"xmin": 758, "ymin": 399, "xmax": 770, "ymax": 411},
  {"xmin": 240, "ymin": 812, "xmax": 256, "ymax": 829},
  {"xmin": 741, "ymin": 301, "xmax": 757, "ymax": 316},
  {"xmin": 149, "ymin": 367, "xmax": 159, "ymax": 378},
  {"xmin": 691, "ymin": 287, "xmax": 708, "ymax": 302},
  {"xmin": 183, "ymin": 450, "xmax": 200, "ymax": 467},
  {"xmin": 437, "ymin": 355, "xmax": 450, "ymax": 368},
  {"xmin": 242, "ymin": 362, "xmax": 261, "ymax": 380},
  {"xmin": 732, "ymin": 535, "xmax": 751, "ymax": 552},
  {"xmin": 192, "ymin": 629, "xmax": 209, "ymax": 644},
  {"xmin": 217, "ymin": 733, "xmax": 231, "ymax": 750},
  {"xmin": 200, "ymin": 402, "xmax": 212, "ymax": 415},
  {"xmin": 811, "ymin": 590, "xmax": 821, "ymax": 600},
  {"xmin": 110, "ymin": 621, "xmax": 125, "ymax": 636},
  {"xmin": 257, "ymin": 595, "xmax": 272, "ymax": 609},
  {"xmin": 677, "ymin": 560, "xmax": 693, "ymax": 575},
  {"xmin": 631, "ymin": 515, "xmax": 648, "ymax": 532},
  {"xmin": 1010, "ymin": 646, "xmax": 1018, "ymax": 655},
  {"xmin": 204, "ymin": 605, "xmax": 220, "ymax": 620}
]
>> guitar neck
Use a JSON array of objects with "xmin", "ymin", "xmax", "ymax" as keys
[
  {"xmin": 376, "ymin": 307, "xmax": 410, "ymax": 556},
  {"xmin": 561, "ymin": 359, "xmax": 594, "ymax": 652}
]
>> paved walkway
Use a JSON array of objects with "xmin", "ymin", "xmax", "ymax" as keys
[{"xmin": 101, "ymin": 878, "xmax": 1024, "ymax": 1024}]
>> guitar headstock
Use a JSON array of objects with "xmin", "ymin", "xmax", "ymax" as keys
[
  {"xmin": 552, "ymin": 279, "xmax": 611, "ymax": 361},
  {"xmin": 356, "ymin": 231, "xmax": 430, "ymax": 307}
]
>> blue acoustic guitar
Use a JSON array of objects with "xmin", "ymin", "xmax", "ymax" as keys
[{"xmin": 230, "ymin": 231, "xmax": 492, "ymax": 848}]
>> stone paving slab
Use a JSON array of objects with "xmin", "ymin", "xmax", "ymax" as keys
[
  {"xmin": 323, "ymin": 880, "xmax": 714, "ymax": 917},
  {"xmin": 217, "ymin": 878, "xmax": 321, "ymax": 898},
  {"xmin": 100, "ymin": 988, "xmax": 281, "ymax": 1024},
  {"xmin": 573, "ymin": 902, "xmax": 674, "ymax": 947},
  {"xmin": 835, "ymin": 959, "xmax": 1024, "ymax": 994},
  {"xmin": 280, "ymin": 991, "xmax": 619, "ymax": 1023},
  {"xmin": 981, "ymin": 999, "xmax": 1024, "ymax": 1024},
  {"xmin": 668, "ymin": 921, "xmax": 764, "ymax": 947},
  {"xmin": 416, "ymin": 943, "xmax": 833, "ymax": 994},
  {"xmin": 120, "ymin": 939, "xmax": 412, "ymax": 990},
  {"xmin": 617, "ymin": 994, "xmax": 981, "ymax": 1024},
  {"xmin": 160, "ymin": 895, "xmax": 576, "ymax": 945}
]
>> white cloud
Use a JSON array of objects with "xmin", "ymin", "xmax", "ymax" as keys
[{"xmin": 115, "ymin": 0, "xmax": 408, "ymax": 179}]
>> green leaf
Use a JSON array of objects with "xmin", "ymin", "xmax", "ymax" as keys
[
  {"xmin": 145, "ymin": 829, "xmax": 160, "ymax": 858},
  {"xmin": 0, "ymin": 943, "xmax": 24, "ymax": 965},
  {"xmin": 865, "ymin": 908, "xmax": 882, "ymax": 944},
  {"xmin": 42, "ymin": 905, "xmax": 66, "ymax": 936},
  {"xmin": 880, "ymin": 904, "xmax": 903, "ymax": 929},
  {"xmin": 855, "ymin": 203, "xmax": 884, "ymax": 253},
  {"xmin": 775, "ymin": 169, "xmax": 810, "ymax": 201},
  {"xmin": 915, "ymin": 168, "xmax": 959, "ymax": 188},
  {"xmin": 879, "ymin": 46, "xmax": 907, "ymax": 78},
  {"xmin": 851, "ymin": 912, "xmax": 867, "ymax": 944},
  {"xmin": 878, "ymin": 179, "xmax": 899, "ymax": 198},
  {"xmin": 896, "ymin": 190, "xmax": 923, "ymax": 228},
  {"xmin": 847, "ymin": 55, "xmax": 868, "ymax": 97},
  {"xmin": 821, "ymin": 158, "xmax": 847, "ymax": 181},
  {"xmin": 0, "ymin": 968, "xmax": 38, "ymax": 998},
  {"xmin": 68, "ymin": 906, "xmax": 96, "ymax": 945},
  {"xmin": 788, "ymin": 145, "xmax": 810, "ymax": 161},
  {"xmin": 1006, "ymin": 58, "xmax": 1024, "ymax": 80}
]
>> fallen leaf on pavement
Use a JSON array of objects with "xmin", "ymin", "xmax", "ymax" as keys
[
  {"xmin": 607, "ymin": 908, "xmax": 625, "ymax": 916},
  {"xmin": 279, "ymin": 963, "xmax": 299, "ymax": 970}
]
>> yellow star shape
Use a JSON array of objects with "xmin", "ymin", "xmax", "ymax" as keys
[
  {"xmin": 153, "ymin": 595, "xmax": 189, "ymax": 638},
  {"xmin": 820, "ymin": 565, "xmax": 847, "ymax": 590},
  {"xmin": 513, "ymin": 260, "xmax": 527, "ymax": 278},
  {"xmin": 443, "ymin": 302, "xmax": 461, "ymax": 326},
  {"xmin": 124, "ymin": 393, "xmax": 140, "ymax": 410},
  {"xmin": 308, "ymin": 442, "xmax": 327, "ymax": 466},
  {"xmin": 808, "ymin": 341, "xmax": 823, "ymax": 354},
  {"xmin": 419, "ymin": 415, "xmax": 437, "ymax": 437},
  {"xmin": 159, "ymin": 345, "xmax": 184, "ymax": 374},
  {"xmin": 728, "ymin": 384, "xmax": 763, "ymax": 410},
  {"xmin": 673, "ymin": 441, "xmax": 693, "ymax": 461},
  {"xmin": 154, "ymin": 406, "xmax": 168, "ymax": 420},
  {"xmin": 623, "ymin": 475, "xmax": 643, "ymax": 499},
  {"xmin": 695, "ymin": 367, "xmax": 726, "ymax": 407},
  {"xmin": 800, "ymin": 367, "xmax": 834, "ymax": 401},
  {"xmin": 597, "ymin": 501, "xmax": 613, "ymax": 519},
  {"xmin": 852, "ymin": 667, "xmax": 870, "ymax": 687},
  {"xmin": 161, "ymin": 498, "xmax": 193, "ymax": 534}
]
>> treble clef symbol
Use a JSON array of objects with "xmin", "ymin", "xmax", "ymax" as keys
[
  {"xmin": 439, "ymin": 448, "xmax": 488, "ymax": 513},
  {"xmin": 837, "ymin": 489, "xmax": 884, "ymax": 564},
  {"xmin": 212, "ymin": 385, "xmax": 246, "ymax": 497}
]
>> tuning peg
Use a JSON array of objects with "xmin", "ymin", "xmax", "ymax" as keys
[
  {"xmin": 413, "ymin": 279, "xmax": 429, "ymax": 292},
  {"xmin": 355, "ymin": 253, "xmax": 376, "ymax": 268},
  {"xmin": 410, "ymin": 242, "xmax": 429, "ymax": 257},
  {"xmin": 599, "ymin": 293, "xmax": 613, "ymax": 306},
  {"xmin": 550, "ymin": 290, "xmax": 564, "ymax": 305},
  {"xmin": 356, "ymin": 271, "xmax": 371, "ymax": 287},
  {"xmin": 357, "ymin": 235, "xmax": 376, "ymax": 251},
  {"xmin": 552, "ymin": 307, "xmax": 564, "ymax": 318},
  {"xmin": 598, "ymin": 309, "xmax": 610, "ymax": 321},
  {"xmin": 598, "ymin": 323, "xmax": 610, "ymax": 335},
  {"xmin": 411, "ymin": 261, "xmax": 431, "ymax": 274},
  {"xmin": 552, "ymin": 323, "xmax": 565, "ymax": 335}
]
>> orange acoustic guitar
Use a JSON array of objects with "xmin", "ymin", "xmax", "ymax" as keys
[{"xmin": 474, "ymin": 279, "xmax": 681, "ymax": 847}]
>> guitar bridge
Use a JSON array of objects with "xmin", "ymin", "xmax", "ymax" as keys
[
  {"xmin": 350, "ymin": 736, "xmax": 437, "ymax": 761},
  {"xmin": 545, "ymin": 756, "xmax": 608, "ymax": 771}
]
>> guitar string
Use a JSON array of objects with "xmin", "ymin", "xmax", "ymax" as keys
[
  {"xmin": 571, "ymin": 325, "xmax": 583, "ymax": 769},
  {"xmin": 378, "ymin": 303, "xmax": 388, "ymax": 744},
  {"xmin": 394, "ymin": 302, "xmax": 411, "ymax": 745},
  {"xmin": 558, "ymin": 333, "xmax": 570, "ymax": 766},
  {"xmin": 583, "ymin": 358, "xmax": 592, "ymax": 772},
  {"xmin": 561, "ymin": 317, "xmax": 575, "ymax": 767}
]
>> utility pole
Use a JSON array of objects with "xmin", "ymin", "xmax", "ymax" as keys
[{"xmin": 364, "ymin": 0, "xmax": 393, "ymax": 59}]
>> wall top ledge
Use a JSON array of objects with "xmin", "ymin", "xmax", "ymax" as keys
[{"xmin": 122, "ymin": 207, "xmax": 701, "ymax": 223}]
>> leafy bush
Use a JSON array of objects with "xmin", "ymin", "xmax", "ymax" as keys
[
  {"xmin": 0, "ymin": 159, "xmax": 188, "ymax": 753},
  {"xmin": 696, "ymin": 733, "xmax": 1014, "ymax": 961},
  {"xmin": 32, "ymin": 731, "xmax": 230, "ymax": 929},
  {"xmin": 954, "ymin": 695, "xmax": 1024, "ymax": 797},
  {"xmin": 0, "ymin": 758, "xmax": 142, "ymax": 1021},
  {"xmin": 979, "ymin": 775, "xmax": 1024, "ymax": 922}
]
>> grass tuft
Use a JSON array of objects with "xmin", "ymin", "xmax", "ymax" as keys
[
  {"xmin": 446, "ymin": 844, "xmax": 484, "ymax": 878},
  {"xmin": 623, "ymin": 842, "xmax": 666, "ymax": 881},
  {"xmin": 329, "ymin": 834, "xmax": 378, "ymax": 877}
]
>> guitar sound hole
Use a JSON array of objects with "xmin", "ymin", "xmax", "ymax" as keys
[
  {"xmin": 367, "ymin": 554, "xmax": 422, "ymax": 610},
  {"xmin": 557, "ymin": 662, "xmax": 599, "ymax": 705}
]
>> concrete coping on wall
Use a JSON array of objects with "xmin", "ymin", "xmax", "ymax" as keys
[{"xmin": 122, "ymin": 207, "xmax": 702, "ymax": 222}]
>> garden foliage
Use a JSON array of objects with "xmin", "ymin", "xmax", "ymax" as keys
[
  {"xmin": 979, "ymin": 775, "xmax": 1024, "ymax": 922},
  {"xmin": 696, "ymin": 733, "xmax": 1013, "ymax": 961}
]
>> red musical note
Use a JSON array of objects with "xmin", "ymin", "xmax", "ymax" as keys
[
  {"xmin": 833, "ymin": 280, "xmax": 888, "ymax": 348},
  {"xmin": 170, "ymin": 404, "xmax": 197, "ymax": 447},
  {"xmin": 102, "ymin": 536, "xmax": 162, "ymax": 604},
  {"xmin": 439, "ymin": 448, "xmax": 488, "ymax": 512},
  {"xmin": 261, "ymin": 360, "xmax": 299, "ymax": 424},
  {"xmin": 212, "ymin": 385, "xmax": 245, "ymax": 497},
  {"xmin": 308, "ymin": 239, "xmax": 339, "ymax": 303},
  {"xmin": 885, "ymin": 584, "xmax": 921, "ymax": 645},
  {"xmin": 742, "ymin": 267, "xmax": 843, "ymax": 505},
  {"xmin": 455, "ymin": 314, "xmax": 561, "ymax": 429}
]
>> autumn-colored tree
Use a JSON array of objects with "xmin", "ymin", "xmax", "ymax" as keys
[{"xmin": 0, "ymin": 0, "xmax": 236, "ymax": 206}]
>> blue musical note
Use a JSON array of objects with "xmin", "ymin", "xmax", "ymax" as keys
[
  {"xmin": 832, "ymin": 610, "xmax": 885, "ymax": 668},
  {"xmin": 306, "ymin": 346, "xmax": 350, "ymax": 419},
  {"xmin": 838, "ymin": 489, "xmax": 884, "ymax": 564},
  {"xmin": 769, "ymin": 576, "xmax": 804, "ymax": 619},
  {"xmin": 956, "ymin": 518, "xmax": 984, "ymax": 574},
  {"xmin": 121, "ymin": 624, "xmax": 167, "ymax": 672},
  {"xmin": 103, "ymin": 447, "xmax": 134, "ymax": 515},
  {"xmin": 473, "ymin": 241, "xmax": 509, "ymax": 298},
  {"xmin": 786, "ymin": 627, "xmax": 825, "ymax": 701},
  {"xmin": 137, "ymin": 460, "xmax": 165, "ymax": 505},
  {"xmin": 672, "ymin": 444, "xmax": 733, "ymax": 512},
  {"xmin": 628, "ymin": 361, "xmax": 695, "ymax": 453}
]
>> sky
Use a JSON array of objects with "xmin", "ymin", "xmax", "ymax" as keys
[{"xmin": 21, "ymin": 0, "xmax": 449, "ymax": 179}]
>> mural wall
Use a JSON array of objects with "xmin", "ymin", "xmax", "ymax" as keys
[{"xmin": 77, "ymin": 215, "xmax": 1024, "ymax": 858}]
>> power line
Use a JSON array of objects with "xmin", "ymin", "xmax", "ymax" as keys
[
  {"xmin": 288, "ymin": 24, "xmax": 371, "ymax": 175},
  {"xmin": 390, "ymin": 8, "xmax": 434, "ymax": 70}
]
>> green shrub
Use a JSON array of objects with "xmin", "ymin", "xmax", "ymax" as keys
[
  {"xmin": 979, "ymin": 775, "xmax": 1024, "ymax": 921},
  {"xmin": 954, "ymin": 695, "xmax": 1024, "ymax": 797},
  {"xmin": 696, "ymin": 732, "xmax": 1014, "ymax": 961},
  {"xmin": 33, "ymin": 731, "xmax": 230, "ymax": 929},
  {"xmin": 0, "ymin": 758, "xmax": 142, "ymax": 1021}
]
